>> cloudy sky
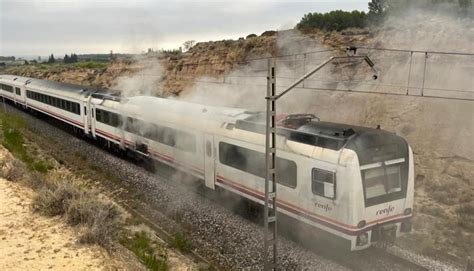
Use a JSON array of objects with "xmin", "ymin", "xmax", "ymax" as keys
[{"xmin": 0, "ymin": 0, "xmax": 367, "ymax": 57}]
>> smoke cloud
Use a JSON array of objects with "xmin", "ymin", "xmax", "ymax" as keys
[{"xmin": 112, "ymin": 54, "xmax": 165, "ymax": 97}]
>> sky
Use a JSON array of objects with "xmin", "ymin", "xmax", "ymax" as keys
[{"xmin": 0, "ymin": 0, "xmax": 368, "ymax": 57}]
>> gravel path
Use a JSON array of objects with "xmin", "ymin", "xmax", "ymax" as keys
[{"xmin": 4, "ymin": 103, "xmax": 461, "ymax": 270}]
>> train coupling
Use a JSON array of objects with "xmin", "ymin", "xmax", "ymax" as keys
[{"xmin": 372, "ymin": 224, "xmax": 397, "ymax": 245}]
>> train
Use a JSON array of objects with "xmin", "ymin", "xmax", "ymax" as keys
[{"xmin": 0, "ymin": 74, "xmax": 414, "ymax": 251}]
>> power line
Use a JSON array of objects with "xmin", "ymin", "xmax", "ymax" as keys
[
  {"xmin": 354, "ymin": 46, "xmax": 474, "ymax": 56},
  {"xmin": 154, "ymin": 77, "xmax": 473, "ymax": 102}
]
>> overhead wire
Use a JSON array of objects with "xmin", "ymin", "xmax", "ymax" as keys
[{"xmin": 107, "ymin": 46, "xmax": 473, "ymax": 102}]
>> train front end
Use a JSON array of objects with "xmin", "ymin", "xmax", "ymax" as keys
[{"xmin": 346, "ymin": 130, "xmax": 414, "ymax": 250}]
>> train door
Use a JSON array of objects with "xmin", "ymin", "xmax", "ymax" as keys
[
  {"xmin": 204, "ymin": 134, "xmax": 215, "ymax": 189},
  {"xmin": 90, "ymin": 104, "xmax": 96, "ymax": 138},
  {"xmin": 84, "ymin": 96, "xmax": 92, "ymax": 135}
]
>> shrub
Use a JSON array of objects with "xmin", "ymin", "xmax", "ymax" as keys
[
  {"xmin": 261, "ymin": 30, "xmax": 277, "ymax": 37},
  {"xmin": 79, "ymin": 215, "xmax": 121, "ymax": 248},
  {"xmin": 0, "ymin": 159, "xmax": 26, "ymax": 181},
  {"xmin": 32, "ymin": 160, "xmax": 52, "ymax": 173},
  {"xmin": 32, "ymin": 181, "xmax": 81, "ymax": 216},
  {"xmin": 121, "ymin": 232, "xmax": 168, "ymax": 271},
  {"xmin": 66, "ymin": 190, "xmax": 122, "ymax": 247},
  {"xmin": 24, "ymin": 171, "xmax": 45, "ymax": 189},
  {"xmin": 246, "ymin": 34, "xmax": 257, "ymax": 39},
  {"xmin": 32, "ymin": 180, "xmax": 122, "ymax": 247},
  {"xmin": 297, "ymin": 10, "xmax": 367, "ymax": 32},
  {"xmin": 72, "ymin": 61, "xmax": 108, "ymax": 70},
  {"xmin": 171, "ymin": 233, "xmax": 192, "ymax": 252}
]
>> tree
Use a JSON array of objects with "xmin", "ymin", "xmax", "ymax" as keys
[
  {"xmin": 71, "ymin": 53, "xmax": 78, "ymax": 63},
  {"xmin": 368, "ymin": 0, "xmax": 386, "ymax": 14},
  {"xmin": 182, "ymin": 40, "xmax": 196, "ymax": 52},
  {"xmin": 297, "ymin": 10, "xmax": 367, "ymax": 31},
  {"xmin": 368, "ymin": 0, "xmax": 388, "ymax": 23},
  {"xmin": 48, "ymin": 54, "xmax": 56, "ymax": 64},
  {"xmin": 64, "ymin": 54, "xmax": 71, "ymax": 63}
]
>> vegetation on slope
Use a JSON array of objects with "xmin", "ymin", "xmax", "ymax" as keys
[
  {"xmin": 297, "ymin": 10, "xmax": 367, "ymax": 31},
  {"xmin": 0, "ymin": 110, "xmax": 171, "ymax": 269}
]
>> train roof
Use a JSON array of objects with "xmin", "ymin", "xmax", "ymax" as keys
[
  {"xmin": 0, "ymin": 74, "xmax": 113, "ymax": 98},
  {"xmin": 1, "ymin": 74, "xmax": 408, "ymax": 164},
  {"xmin": 0, "ymin": 74, "xmax": 33, "ymax": 85},
  {"xmin": 235, "ymin": 111, "xmax": 408, "ymax": 164}
]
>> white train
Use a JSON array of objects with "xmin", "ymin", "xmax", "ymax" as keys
[{"xmin": 0, "ymin": 74, "xmax": 414, "ymax": 250}]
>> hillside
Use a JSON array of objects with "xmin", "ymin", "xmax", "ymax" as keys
[
  {"xmin": 1, "ymin": 9, "xmax": 473, "ymax": 264},
  {"xmin": 1, "ymin": 29, "xmax": 370, "ymax": 96}
]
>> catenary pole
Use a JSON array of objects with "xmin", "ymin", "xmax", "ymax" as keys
[{"xmin": 263, "ymin": 52, "xmax": 378, "ymax": 270}]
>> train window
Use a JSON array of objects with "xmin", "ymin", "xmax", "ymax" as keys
[
  {"xmin": 362, "ymin": 165, "xmax": 402, "ymax": 200},
  {"xmin": 174, "ymin": 129, "xmax": 196, "ymax": 153},
  {"xmin": 219, "ymin": 142, "xmax": 297, "ymax": 188},
  {"xmin": 110, "ymin": 112, "xmax": 117, "ymax": 124},
  {"xmin": 96, "ymin": 109, "xmax": 102, "ymax": 122},
  {"xmin": 25, "ymin": 90, "xmax": 80, "ymax": 114},
  {"xmin": 95, "ymin": 109, "xmax": 120, "ymax": 127},
  {"xmin": 124, "ymin": 117, "xmax": 135, "ymax": 132},
  {"xmin": 102, "ymin": 111, "xmax": 110, "ymax": 124},
  {"xmin": 312, "ymin": 169, "xmax": 336, "ymax": 199},
  {"xmin": 124, "ymin": 117, "xmax": 195, "ymax": 153},
  {"xmin": 2, "ymin": 84, "xmax": 14, "ymax": 93},
  {"xmin": 15, "ymin": 88, "xmax": 21, "ymax": 95}
]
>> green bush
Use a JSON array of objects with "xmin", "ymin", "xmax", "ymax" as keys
[
  {"xmin": 72, "ymin": 61, "xmax": 109, "ymax": 70},
  {"xmin": 297, "ymin": 10, "xmax": 367, "ymax": 31},
  {"xmin": 171, "ymin": 233, "xmax": 192, "ymax": 252},
  {"xmin": 121, "ymin": 232, "xmax": 168, "ymax": 271}
]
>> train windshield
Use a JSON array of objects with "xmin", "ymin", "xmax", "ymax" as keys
[
  {"xmin": 362, "ymin": 165, "xmax": 402, "ymax": 199},
  {"xmin": 360, "ymin": 158, "xmax": 407, "ymax": 206}
]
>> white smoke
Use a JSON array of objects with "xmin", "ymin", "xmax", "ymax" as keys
[{"xmin": 112, "ymin": 54, "xmax": 165, "ymax": 97}]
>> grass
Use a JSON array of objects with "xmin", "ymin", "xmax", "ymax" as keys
[
  {"xmin": 72, "ymin": 61, "xmax": 109, "ymax": 70},
  {"xmin": 171, "ymin": 233, "xmax": 192, "ymax": 253},
  {"xmin": 0, "ymin": 112, "xmax": 52, "ymax": 174},
  {"xmin": 120, "ymin": 232, "xmax": 168, "ymax": 271}
]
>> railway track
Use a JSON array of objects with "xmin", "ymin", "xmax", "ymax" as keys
[
  {"xmin": 370, "ymin": 248, "xmax": 430, "ymax": 271},
  {"xmin": 115, "ymin": 159, "xmax": 431, "ymax": 271},
  {"xmin": 2, "ymin": 102, "xmax": 441, "ymax": 270}
]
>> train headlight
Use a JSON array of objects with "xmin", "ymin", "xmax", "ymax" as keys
[
  {"xmin": 357, "ymin": 220, "xmax": 366, "ymax": 228},
  {"xmin": 356, "ymin": 232, "xmax": 369, "ymax": 246},
  {"xmin": 404, "ymin": 208, "xmax": 412, "ymax": 215}
]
